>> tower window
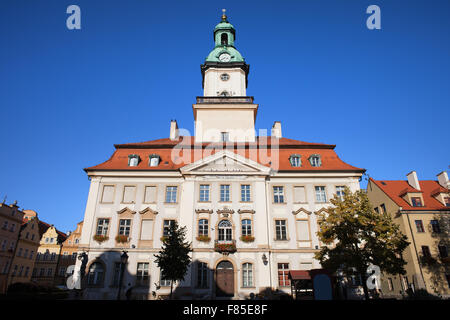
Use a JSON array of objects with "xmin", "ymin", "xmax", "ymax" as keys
[
  {"xmin": 220, "ymin": 73, "xmax": 230, "ymax": 81},
  {"xmin": 219, "ymin": 91, "xmax": 230, "ymax": 97},
  {"xmin": 221, "ymin": 33, "xmax": 228, "ymax": 45}
]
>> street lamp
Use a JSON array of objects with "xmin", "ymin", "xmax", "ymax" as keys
[
  {"xmin": 262, "ymin": 253, "xmax": 268, "ymax": 266},
  {"xmin": 117, "ymin": 251, "xmax": 128, "ymax": 300}
]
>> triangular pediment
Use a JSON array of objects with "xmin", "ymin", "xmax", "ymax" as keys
[{"xmin": 180, "ymin": 150, "xmax": 270, "ymax": 175}]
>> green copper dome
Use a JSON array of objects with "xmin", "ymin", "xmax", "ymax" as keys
[{"xmin": 204, "ymin": 11, "xmax": 245, "ymax": 63}]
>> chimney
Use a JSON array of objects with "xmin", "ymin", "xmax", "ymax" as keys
[
  {"xmin": 169, "ymin": 120, "xmax": 179, "ymax": 141},
  {"xmin": 406, "ymin": 171, "xmax": 420, "ymax": 190},
  {"xmin": 437, "ymin": 171, "xmax": 449, "ymax": 189},
  {"xmin": 271, "ymin": 121, "xmax": 282, "ymax": 139}
]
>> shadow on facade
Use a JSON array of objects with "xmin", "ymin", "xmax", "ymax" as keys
[{"xmin": 420, "ymin": 213, "xmax": 450, "ymax": 296}]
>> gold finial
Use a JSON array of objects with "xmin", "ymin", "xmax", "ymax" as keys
[{"xmin": 222, "ymin": 8, "xmax": 227, "ymax": 21}]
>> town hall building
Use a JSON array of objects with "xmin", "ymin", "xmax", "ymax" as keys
[{"xmin": 76, "ymin": 12, "xmax": 365, "ymax": 300}]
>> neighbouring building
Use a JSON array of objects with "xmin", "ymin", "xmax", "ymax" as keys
[
  {"xmin": 55, "ymin": 221, "xmax": 83, "ymax": 287},
  {"xmin": 75, "ymin": 12, "xmax": 365, "ymax": 300},
  {"xmin": 31, "ymin": 218, "xmax": 67, "ymax": 287},
  {"xmin": 7, "ymin": 212, "xmax": 40, "ymax": 287},
  {"xmin": 0, "ymin": 202, "xmax": 24, "ymax": 293},
  {"xmin": 367, "ymin": 171, "xmax": 450, "ymax": 298}
]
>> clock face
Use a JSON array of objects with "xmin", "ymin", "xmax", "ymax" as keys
[{"xmin": 219, "ymin": 53, "xmax": 231, "ymax": 62}]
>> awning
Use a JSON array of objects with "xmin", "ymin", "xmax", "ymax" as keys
[{"xmin": 289, "ymin": 270, "xmax": 311, "ymax": 280}]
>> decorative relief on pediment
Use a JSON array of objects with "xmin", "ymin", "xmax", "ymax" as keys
[
  {"xmin": 117, "ymin": 207, "xmax": 136, "ymax": 215},
  {"xmin": 139, "ymin": 207, "xmax": 158, "ymax": 216},
  {"xmin": 292, "ymin": 208, "xmax": 312, "ymax": 216},
  {"xmin": 196, "ymin": 157, "xmax": 258, "ymax": 173},
  {"xmin": 195, "ymin": 209, "xmax": 213, "ymax": 214},
  {"xmin": 238, "ymin": 209, "xmax": 255, "ymax": 214}
]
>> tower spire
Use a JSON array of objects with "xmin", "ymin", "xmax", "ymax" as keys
[{"xmin": 221, "ymin": 9, "xmax": 227, "ymax": 22}]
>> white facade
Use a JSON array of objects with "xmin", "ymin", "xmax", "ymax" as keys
[{"xmin": 75, "ymin": 16, "xmax": 364, "ymax": 300}]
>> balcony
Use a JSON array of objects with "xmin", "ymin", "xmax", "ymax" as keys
[
  {"xmin": 196, "ymin": 96, "xmax": 254, "ymax": 104},
  {"xmin": 214, "ymin": 240, "xmax": 236, "ymax": 254}
]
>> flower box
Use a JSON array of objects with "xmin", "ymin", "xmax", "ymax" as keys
[
  {"xmin": 214, "ymin": 240, "xmax": 236, "ymax": 253},
  {"xmin": 115, "ymin": 235, "xmax": 129, "ymax": 243},
  {"xmin": 196, "ymin": 235, "xmax": 211, "ymax": 242},
  {"xmin": 93, "ymin": 234, "xmax": 109, "ymax": 243},
  {"xmin": 240, "ymin": 235, "xmax": 255, "ymax": 243}
]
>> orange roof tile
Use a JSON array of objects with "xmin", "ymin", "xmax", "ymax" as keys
[
  {"xmin": 371, "ymin": 178, "xmax": 450, "ymax": 211},
  {"xmin": 85, "ymin": 136, "xmax": 365, "ymax": 173}
]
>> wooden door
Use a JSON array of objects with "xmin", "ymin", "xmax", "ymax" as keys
[{"xmin": 216, "ymin": 261, "xmax": 234, "ymax": 297}]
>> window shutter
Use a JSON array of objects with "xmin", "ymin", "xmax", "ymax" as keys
[
  {"xmin": 140, "ymin": 220, "xmax": 154, "ymax": 240},
  {"xmin": 296, "ymin": 220, "xmax": 310, "ymax": 241},
  {"xmin": 123, "ymin": 186, "xmax": 136, "ymax": 203},
  {"xmin": 294, "ymin": 186, "xmax": 306, "ymax": 203},
  {"xmin": 144, "ymin": 186, "xmax": 157, "ymax": 203},
  {"xmin": 101, "ymin": 185, "xmax": 115, "ymax": 203}
]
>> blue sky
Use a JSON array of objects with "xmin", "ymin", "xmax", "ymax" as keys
[{"xmin": 0, "ymin": 0, "xmax": 449, "ymax": 233}]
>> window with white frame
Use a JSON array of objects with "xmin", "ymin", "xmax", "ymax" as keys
[
  {"xmin": 278, "ymin": 263, "xmax": 290, "ymax": 287},
  {"xmin": 220, "ymin": 185, "xmax": 230, "ymax": 202},
  {"xmin": 241, "ymin": 219, "xmax": 252, "ymax": 237},
  {"xmin": 241, "ymin": 185, "xmax": 251, "ymax": 202},
  {"xmin": 136, "ymin": 262, "xmax": 150, "ymax": 286},
  {"xmin": 315, "ymin": 186, "xmax": 327, "ymax": 203},
  {"xmin": 289, "ymin": 154, "xmax": 301, "ymax": 167},
  {"xmin": 165, "ymin": 186, "xmax": 177, "ymax": 203},
  {"xmin": 128, "ymin": 154, "xmax": 139, "ymax": 167},
  {"xmin": 87, "ymin": 262, "xmax": 104, "ymax": 286},
  {"xmin": 163, "ymin": 219, "xmax": 175, "ymax": 237},
  {"xmin": 273, "ymin": 186, "xmax": 285, "ymax": 203},
  {"xmin": 96, "ymin": 218, "xmax": 110, "ymax": 236},
  {"xmin": 309, "ymin": 154, "xmax": 321, "ymax": 167},
  {"xmin": 242, "ymin": 263, "xmax": 253, "ymax": 287},
  {"xmin": 336, "ymin": 186, "xmax": 345, "ymax": 201},
  {"xmin": 197, "ymin": 262, "xmax": 208, "ymax": 288},
  {"xmin": 118, "ymin": 219, "xmax": 131, "ymax": 236},
  {"xmin": 198, "ymin": 219, "xmax": 209, "ymax": 237},
  {"xmin": 112, "ymin": 262, "xmax": 121, "ymax": 287},
  {"xmin": 199, "ymin": 185, "xmax": 210, "ymax": 202},
  {"xmin": 218, "ymin": 220, "xmax": 232, "ymax": 242},
  {"xmin": 160, "ymin": 272, "xmax": 172, "ymax": 287},
  {"xmin": 275, "ymin": 220, "xmax": 287, "ymax": 240}
]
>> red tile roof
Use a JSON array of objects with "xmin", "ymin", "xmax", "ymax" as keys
[
  {"xmin": 85, "ymin": 136, "xmax": 365, "ymax": 173},
  {"xmin": 370, "ymin": 178, "xmax": 450, "ymax": 211}
]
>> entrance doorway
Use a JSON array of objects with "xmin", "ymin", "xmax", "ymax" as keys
[{"xmin": 216, "ymin": 261, "xmax": 234, "ymax": 297}]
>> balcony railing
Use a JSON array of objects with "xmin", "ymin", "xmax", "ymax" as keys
[
  {"xmin": 196, "ymin": 96, "xmax": 254, "ymax": 104},
  {"xmin": 214, "ymin": 240, "xmax": 236, "ymax": 254}
]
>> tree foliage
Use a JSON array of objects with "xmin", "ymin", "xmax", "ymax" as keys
[
  {"xmin": 315, "ymin": 187, "xmax": 410, "ymax": 298},
  {"xmin": 154, "ymin": 221, "xmax": 192, "ymax": 299}
]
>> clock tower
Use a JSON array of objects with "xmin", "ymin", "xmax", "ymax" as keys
[{"xmin": 194, "ymin": 10, "xmax": 258, "ymax": 143}]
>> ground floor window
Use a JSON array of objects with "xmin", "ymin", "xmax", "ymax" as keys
[{"xmin": 278, "ymin": 263, "xmax": 290, "ymax": 287}]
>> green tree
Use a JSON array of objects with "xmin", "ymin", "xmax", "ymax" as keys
[
  {"xmin": 315, "ymin": 187, "xmax": 410, "ymax": 300},
  {"xmin": 154, "ymin": 221, "xmax": 192, "ymax": 299}
]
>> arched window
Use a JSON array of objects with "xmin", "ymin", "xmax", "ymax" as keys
[
  {"xmin": 218, "ymin": 220, "xmax": 232, "ymax": 242},
  {"xmin": 221, "ymin": 33, "xmax": 228, "ymax": 45},
  {"xmin": 87, "ymin": 262, "xmax": 104, "ymax": 286},
  {"xmin": 241, "ymin": 219, "xmax": 252, "ymax": 236},
  {"xmin": 242, "ymin": 263, "xmax": 253, "ymax": 287}
]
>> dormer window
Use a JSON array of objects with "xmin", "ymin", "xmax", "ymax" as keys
[
  {"xmin": 149, "ymin": 154, "xmax": 160, "ymax": 167},
  {"xmin": 289, "ymin": 154, "xmax": 301, "ymax": 167},
  {"xmin": 128, "ymin": 154, "xmax": 140, "ymax": 167},
  {"xmin": 411, "ymin": 197, "xmax": 423, "ymax": 207},
  {"xmin": 309, "ymin": 154, "xmax": 322, "ymax": 167}
]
